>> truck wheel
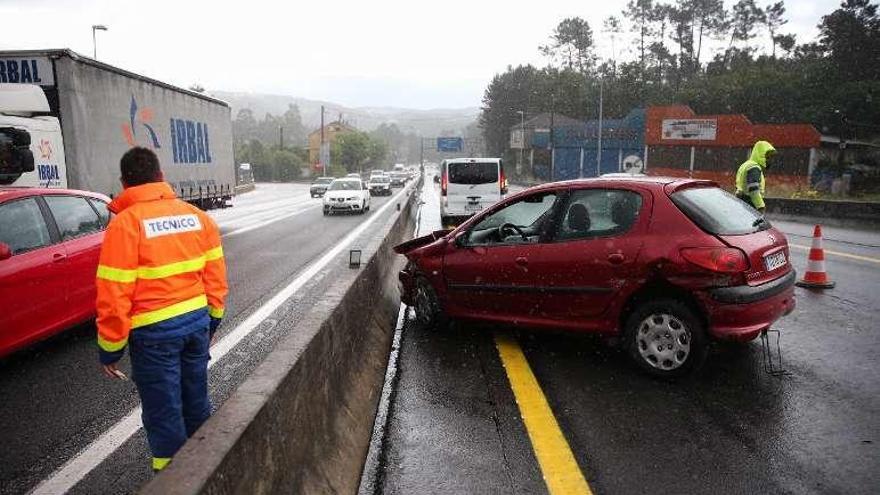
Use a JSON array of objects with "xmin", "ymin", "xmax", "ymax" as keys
[
  {"xmin": 413, "ymin": 277, "xmax": 447, "ymax": 328},
  {"xmin": 623, "ymin": 299, "xmax": 708, "ymax": 379}
]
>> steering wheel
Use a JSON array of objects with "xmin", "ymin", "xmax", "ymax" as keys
[{"xmin": 498, "ymin": 223, "xmax": 528, "ymax": 242}]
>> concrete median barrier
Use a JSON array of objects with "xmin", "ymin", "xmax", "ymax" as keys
[{"xmin": 142, "ymin": 181, "xmax": 421, "ymax": 495}]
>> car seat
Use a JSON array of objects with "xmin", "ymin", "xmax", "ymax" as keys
[
  {"xmin": 567, "ymin": 203, "xmax": 591, "ymax": 234},
  {"xmin": 611, "ymin": 195, "xmax": 637, "ymax": 230}
]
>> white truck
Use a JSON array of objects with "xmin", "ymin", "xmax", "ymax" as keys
[{"xmin": 0, "ymin": 49, "xmax": 235, "ymax": 208}]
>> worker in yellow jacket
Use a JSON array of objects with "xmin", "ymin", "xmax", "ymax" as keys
[
  {"xmin": 96, "ymin": 147, "xmax": 227, "ymax": 471},
  {"xmin": 735, "ymin": 141, "xmax": 776, "ymax": 213}
]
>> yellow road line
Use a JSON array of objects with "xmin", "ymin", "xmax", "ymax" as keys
[
  {"xmin": 494, "ymin": 333, "xmax": 592, "ymax": 495},
  {"xmin": 790, "ymin": 244, "xmax": 880, "ymax": 264}
]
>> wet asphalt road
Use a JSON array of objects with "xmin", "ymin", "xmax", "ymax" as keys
[
  {"xmin": 372, "ymin": 176, "xmax": 880, "ymax": 494},
  {"xmin": 0, "ymin": 183, "xmax": 408, "ymax": 494}
]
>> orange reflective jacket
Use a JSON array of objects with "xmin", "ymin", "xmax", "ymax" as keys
[{"xmin": 96, "ymin": 182, "xmax": 228, "ymax": 363}]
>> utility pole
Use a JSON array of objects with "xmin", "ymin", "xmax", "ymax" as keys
[
  {"xmin": 550, "ymin": 94, "xmax": 555, "ymax": 181},
  {"xmin": 516, "ymin": 110, "xmax": 525, "ymax": 177},
  {"xmin": 320, "ymin": 105, "xmax": 326, "ymax": 176},
  {"xmin": 596, "ymin": 76, "xmax": 604, "ymax": 176}
]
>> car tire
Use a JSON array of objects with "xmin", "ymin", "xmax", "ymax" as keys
[
  {"xmin": 323, "ymin": 210, "xmax": 329, "ymax": 216},
  {"xmin": 413, "ymin": 277, "xmax": 447, "ymax": 328},
  {"xmin": 623, "ymin": 299, "xmax": 708, "ymax": 379}
]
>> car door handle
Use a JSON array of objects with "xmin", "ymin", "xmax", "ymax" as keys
[
  {"xmin": 607, "ymin": 253, "xmax": 625, "ymax": 265},
  {"xmin": 52, "ymin": 253, "xmax": 67, "ymax": 263},
  {"xmin": 515, "ymin": 256, "xmax": 528, "ymax": 266}
]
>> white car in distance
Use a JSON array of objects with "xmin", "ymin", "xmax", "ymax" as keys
[{"xmin": 323, "ymin": 178, "xmax": 371, "ymax": 216}]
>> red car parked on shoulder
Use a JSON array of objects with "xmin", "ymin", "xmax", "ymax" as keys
[
  {"xmin": 0, "ymin": 187, "xmax": 111, "ymax": 357},
  {"xmin": 395, "ymin": 177, "xmax": 796, "ymax": 378}
]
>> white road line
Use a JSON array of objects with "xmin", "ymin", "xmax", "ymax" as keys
[
  {"xmin": 222, "ymin": 203, "xmax": 321, "ymax": 237},
  {"xmin": 213, "ymin": 196, "xmax": 314, "ymax": 227},
  {"xmin": 29, "ymin": 184, "xmax": 414, "ymax": 495}
]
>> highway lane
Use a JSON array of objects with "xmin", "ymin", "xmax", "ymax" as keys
[
  {"xmin": 374, "ymin": 176, "xmax": 880, "ymax": 494},
  {"xmin": 0, "ymin": 182, "xmax": 411, "ymax": 494}
]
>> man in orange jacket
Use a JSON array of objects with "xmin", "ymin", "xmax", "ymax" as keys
[{"xmin": 96, "ymin": 147, "xmax": 228, "ymax": 472}]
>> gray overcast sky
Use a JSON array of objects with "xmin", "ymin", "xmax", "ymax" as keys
[{"xmin": 1, "ymin": 0, "xmax": 840, "ymax": 109}]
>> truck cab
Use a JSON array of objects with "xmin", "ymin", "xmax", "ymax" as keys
[{"xmin": 0, "ymin": 84, "xmax": 66, "ymax": 188}]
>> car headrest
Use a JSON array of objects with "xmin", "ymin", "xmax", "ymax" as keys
[
  {"xmin": 611, "ymin": 196, "xmax": 635, "ymax": 227},
  {"xmin": 567, "ymin": 203, "xmax": 590, "ymax": 232}
]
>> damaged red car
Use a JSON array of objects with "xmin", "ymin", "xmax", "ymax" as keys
[{"xmin": 395, "ymin": 177, "xmax": 796, "ymax": 377}]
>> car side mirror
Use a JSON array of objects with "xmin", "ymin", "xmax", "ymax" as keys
[
  {"xmin": 453, "ymin": 232, "xmax": 467, "ymax": 247},
  {"xmin": 0, "ymin": 242, "xmax": 11, "ymax": 261}
]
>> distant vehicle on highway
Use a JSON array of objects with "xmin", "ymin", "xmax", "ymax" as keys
[
  {"xmin": 368, "ymin": 175, "xmax": 392, "ymax": 196},
  {"xmin": 310, "ymin": 176, "xmax": 334, "ymax": 198},
  {"xmin": 389, "ymin": 171, "xmax": 408, "ymax": 188},
  {"xmin": 346, "ymin": 173, "xmax": 361, "ymax": 178},
  {"xmin": 0, "ymin": 187, "xmax": 111, "ymax": 357},
  {"xmin": 395, "ymin": 176, "xmax": 796, "ymax": 378},
  {"xmin": 323, "ymin": 178, "xmax": 371, "ymax": 215},
  {"xmin": 439, "ymin": 158, "xmax": 507, "ymax": 226},
  {"xmin": 370, "ymin": 169, "xmax": 385, "ymax": 178}
]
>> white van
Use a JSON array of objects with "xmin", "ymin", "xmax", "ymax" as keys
[{"xmin": 439, "ymin": 158, "xmax": 507, "ymax": 225}]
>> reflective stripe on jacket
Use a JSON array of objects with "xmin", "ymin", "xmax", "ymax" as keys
[
  {"xmin": 735, "ymin": 141, "xmax": 774, "ymax": 209},
  {"xmin": 96, "ymin": 182, "xmax": 228, "ymax": 363}
]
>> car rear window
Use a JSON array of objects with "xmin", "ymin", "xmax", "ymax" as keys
[
  {"xmin": 448, "ymin": 162, "xmax": 498, "ymax": 185},
  {"xmin": 670, "ymin": 186, "xmax": 766, "ymax": 235}
]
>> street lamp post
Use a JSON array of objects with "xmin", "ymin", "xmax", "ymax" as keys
[
  {"xmin": 92, "ymin": 25, "xmax": 108, "ymax": 60},
  {"xmin": 596, "ymin": 75, "xmax": 604, "ymax": 176},
  {"xmin": 516, "ymin": 110, "xmax": 525, "ymax": 176}
]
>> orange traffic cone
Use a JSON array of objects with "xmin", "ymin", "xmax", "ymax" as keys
[{"xmin": 796, "ymin": 225, "xmax": 835, "ymax": 289}]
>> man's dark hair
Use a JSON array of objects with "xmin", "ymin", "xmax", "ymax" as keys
[{"xmin": 120, "ymin": 147, "xmax": 162, "ymax": 186}]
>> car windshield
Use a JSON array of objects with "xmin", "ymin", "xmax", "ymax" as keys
[
  {"xmin": 671, "ymin": 186, "xmax": 767, "ymax": 235},
  {"xmin": 371, "ymin": 177, "xmax": 390, "ymax": 183},
  {"xmin": 328, "ymin": 180, "xmax": 361, "ymax": 191},
  {"xmin": 314, "ymin": 178, "xmax": 333, "ymax": 185},
  {"xmin": 448, "ymin": 162, "xmax": 498, "ymax": 184}
]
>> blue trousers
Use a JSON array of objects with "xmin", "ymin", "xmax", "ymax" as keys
[{"xmin": 130, "ymin": 327, "xmax": 211, "ymax": 466}]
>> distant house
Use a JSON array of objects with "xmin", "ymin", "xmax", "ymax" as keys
[{"xmin": 308, "ymin": 121, "xmax": 358, "ymax": 171}]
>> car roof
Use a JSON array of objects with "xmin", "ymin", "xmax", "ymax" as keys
[
  {"xmin": 0, "ymin": 187, "xmax": 111, "ymax": 203},
  {"xmin": 518, "ymin": 176, "xmax": 718, "ymax": 194},
  {"xmin": 445, "ymin": 157, "xmax": 501, "ymax": 164}
]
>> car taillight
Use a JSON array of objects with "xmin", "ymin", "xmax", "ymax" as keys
[
  {"xmin": 499, "ymin": 167, "xmax": 506, "ymax": 194},
  {"xmin": 441, "ymin": 170, "xmax": 447, "ymax": 196},
  {"xmin": 681, "ymin": 247, "xmax": 749, "ymax": 273}
]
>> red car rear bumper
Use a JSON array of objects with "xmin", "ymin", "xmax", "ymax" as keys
[{"xmin": 700, "ymin": 270, "xmax": 797, "ymax": 342}]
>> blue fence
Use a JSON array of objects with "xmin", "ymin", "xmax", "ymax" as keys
[{"xmin": 527, "ymin": 109, "xmax": 646, "ymax": 181}]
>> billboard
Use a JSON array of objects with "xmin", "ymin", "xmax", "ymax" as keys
[
  {"xmin": 661, "ymin": 119, "xmax": 717, "ymax": 141},
  {"xmin": 510, "ymin": 129, "xmax": 525, "ymax": 149}
]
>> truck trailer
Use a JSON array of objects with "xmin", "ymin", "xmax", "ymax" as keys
[{"xmin": 0, "ymin": 49, "xmax": 234, "ymax": 209}]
